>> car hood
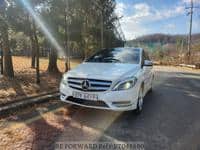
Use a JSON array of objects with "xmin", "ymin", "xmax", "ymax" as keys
[{"xmin": 67, "ymin": 62, "xmax": 140, "ymax": 81}]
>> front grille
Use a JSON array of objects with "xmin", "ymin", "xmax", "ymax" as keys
[
  {"xmin": 67, "ymin": 96, "xmax": 108, "ymax": 107},
  {"xmin": 68, "ymin": 77, "xmax": 112, "ymax": 92}
]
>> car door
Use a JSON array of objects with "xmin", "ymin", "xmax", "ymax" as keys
[{"xmin": 143, "ymin": 51, "xmax": 153, "ymax": 94}]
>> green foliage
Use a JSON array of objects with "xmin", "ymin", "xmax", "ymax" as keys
[{"xmin": 1, "ymin": 0, "xmax": 124, "ymax": 58}]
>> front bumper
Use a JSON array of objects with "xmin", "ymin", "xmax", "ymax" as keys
[{"xmin": 59, "ymin": 83, "xmax": 139, "ymax": 111}]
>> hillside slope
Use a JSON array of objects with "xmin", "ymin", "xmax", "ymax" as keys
[{"xmin": 126, "ymin": 33, "xmax": 200, "ymax": 48}]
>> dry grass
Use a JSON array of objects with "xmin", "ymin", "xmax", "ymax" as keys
[
  {"xmin": 12, "ymin": 56, "xmax": 81, "ymax": 73},
  {"xmin": 0, "ymin": 56, "xmax": 81, "ymax": 105}
]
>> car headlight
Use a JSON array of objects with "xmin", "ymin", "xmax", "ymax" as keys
[
  {"xmin": 61, "ymin": 74, "xmax": 68, "ymax": 86},
  {"xmin": 112, "ymin": 77, "xmax": 137, "ymax": 91}
]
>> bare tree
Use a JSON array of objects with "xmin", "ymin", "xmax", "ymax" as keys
[
  {"xmin": 47, "ymin": 48, "xmax": 59, "ymax": 73},
  {"xmin": 0, "ymin": 2, "xmax": 14, "ymax": 78},
  {"xmin": 32, "ymin": 20, "xmax": 40, "ymax": 83}
]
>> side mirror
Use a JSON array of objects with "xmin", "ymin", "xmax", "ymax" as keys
[{"xmin": 144, "ymin": 60, "xmax": 153, "ymax": 67}]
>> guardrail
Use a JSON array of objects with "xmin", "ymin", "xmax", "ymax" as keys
[{"xmin": 179, "ymin": 64, "xmax": 200, "ymax": 69}]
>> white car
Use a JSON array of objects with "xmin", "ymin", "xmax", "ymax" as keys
[{"xmin": 60, "ymin": 47, "xmax": 154, "ymax": 113}]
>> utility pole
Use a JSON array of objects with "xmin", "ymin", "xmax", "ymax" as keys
[
  {"xmin": 185, "ymin": 0, "xmax": 200, "ymax": 64},
  {"xmin": 187, "ymin": 0, "xmax": 193, "ymax": 64}
]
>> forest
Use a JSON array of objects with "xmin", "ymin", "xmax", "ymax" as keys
[{"xmin": 0, "ymin": 0, "xmax": 125, "ymax": 79}]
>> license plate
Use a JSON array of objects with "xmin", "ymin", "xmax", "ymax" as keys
[{"xmin": 72, "ymin": 91, "xmax": 98, "ymax": 101}]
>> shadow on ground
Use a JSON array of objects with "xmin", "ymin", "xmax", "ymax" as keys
[{"xmin": 1, "ymin": 70, "xmax": 200, "ymax": 150}]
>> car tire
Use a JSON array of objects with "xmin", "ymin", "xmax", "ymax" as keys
[
  {"xmin": 149, "ymin": 85, "xmax": 153, "ymax": 93},
  {"xmin": 149, "ymin": 75, "xmax": 154, "ymax": 93},
  {"xmin": 135, "ymin": 87, "xmax": 144, "ymax": 115}
]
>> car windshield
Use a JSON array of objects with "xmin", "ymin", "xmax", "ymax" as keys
[{"xmin": 86, "ymin": 48, "xmax": 140, "ymax": 64}]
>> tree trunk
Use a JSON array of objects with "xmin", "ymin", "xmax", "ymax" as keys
[
  {"xmin": 30, "ymin": 33, "xmax": 36, "ymax": 68},
  {"xmin": 47, "ymin": 48, "xmax": 59, "ymax": 73},
  {"xmin": 64, "ymin": 58, "xmax": 68, "ymax": 72},
  {"xmin": 64, "ymin": 6, "xmax": 70, "ymax": 72},
  {"xmin": 2, "ymin": 25, "xmax": 14, "ymax": 78},
  {"xmin": 32, "ymin": 21, "xmax": 40, "ymax": 84},
  {"xmin": 28, "ymin": 14, "xmax": 36, "ymax": 68},
  {"xmin": 0, "ymin": 42, "xmax": 3, "ymax": 75}
]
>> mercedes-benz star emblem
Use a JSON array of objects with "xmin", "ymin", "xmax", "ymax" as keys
[{"xmin": 82, "ymin": 80, "xmax": 90, "ymax": 90}]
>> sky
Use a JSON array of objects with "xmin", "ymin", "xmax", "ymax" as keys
[{"xmin": 115, "ymin": 0, "xmax": 200, "ymax": 40}]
